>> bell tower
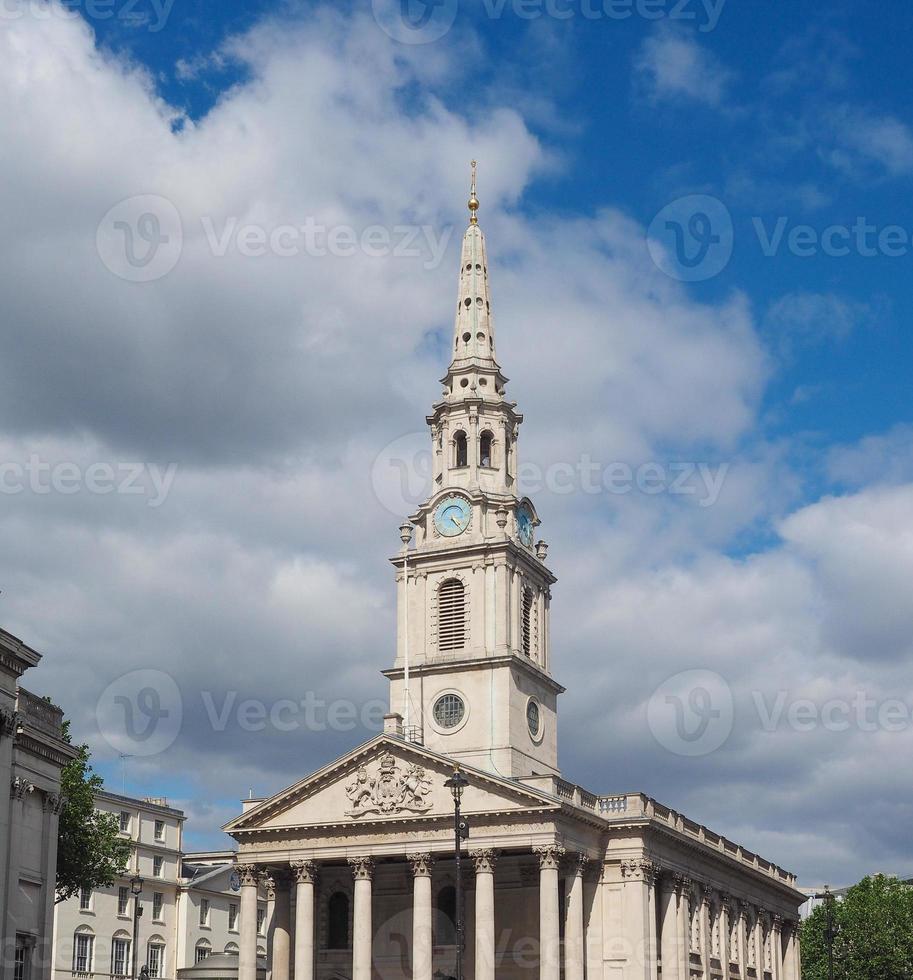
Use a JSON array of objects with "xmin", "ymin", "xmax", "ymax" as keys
[{"xmin": 385, "ymin": 164, "xmax": 563, "ymax": 779}]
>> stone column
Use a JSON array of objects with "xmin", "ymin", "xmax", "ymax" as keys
[
  {"xmin": 659, "ymin": 875, "xmax": 681, "ymax": 980},
  {"xmin": 782, "ymin": 920, "xmax": 800, "ymax": 980},
  {"xmin": 565, "ymin": 854, "xmax": 588, "ymax": 980},
  {"xmin": 271, "ymin": 872, "xmax": 292, "ymax": 980},
  {"xmin": 535, "ymin": 845, "xmax": 565, "ymax": 980},
  {"xmin": 238, "ymin": 865, "xmax": 261, "ymax": 980},
  {"xmin": 718, "ymin": 895, "xmax": 731, "ymax": 977},
  {"xmin": 349, "ymin": 857, "xmax": 375, "ymax": 980},
  {"xmin": 737, "ymin": 901, "xmax": 749, "ymax": 977},
  {"xmin": 676, "ymin": 876, "xmax": 691, "ymax": 980},
  {"xmin": 291, "ymin": 861, "xmax": 317, "ymax": 980},
  {"xmin": 771, "ymin": 916, "xmax": 783, "ymax": 980},
  {"xmin": 471, "ymin": 850, "xmax": 498, "ymax": 980},
  {"xmin": 408, "ymin": 854, "xmax": 434, "ymax": 980},
  {"xmin": 698, "ymin": 887, "xmax": 711, "ymax": 980}
]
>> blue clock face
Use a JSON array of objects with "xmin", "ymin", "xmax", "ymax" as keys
[
  {"xmin": 517, "ymin": 507, "xmax": 534, "ymax": 547},
  {"xmin": 434, "ymin": 496, "xmax": 471, "ymax": 537}
]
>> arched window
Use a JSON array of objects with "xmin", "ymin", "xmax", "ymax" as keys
[
  {"xmin": 479, "ymin": 431, "xmax": 493, "ymax": 468},
  {"xmin": 454, "ymin": 431, "xmax": 468, "ymax": 468},
  {"xmin": 224, "ymin": 943, "xmax": 239, "ymax": 955},
  {"xmin": 328, "ymin": 892, "xmax": 350, "ymax": 949},
  {"xmin": 436, "ymin": 886, "xmax": 457, "ymax": 945},
  {"xmin": 73, "ymin": 929, "xmax": 94, "ymax": 975},
  {"xmin": 438, "ymin": 579, "xmax": 466, "ymax": 652},
  {"xmin": 522, "ymin": 587, "xmax": 534, "ymax": 657},
  {"xmin": 111, "ymin": 931, "xmax": 131, "ymax": 978},
  {"xmin": 195, "ymin": 942, "xmax": 211, "ymax": 964}
]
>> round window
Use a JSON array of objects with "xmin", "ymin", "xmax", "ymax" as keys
[
  {"xmin": 527, "ymin": 699, "xmax": 541, "ymax": 738},
  {"xmin": 433, "ymin": 693, "xmax": 466, "ymax": 729}
]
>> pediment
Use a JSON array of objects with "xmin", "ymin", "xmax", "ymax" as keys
[{"xmin": 223, "ymin": 736, "xmax": 559, "ymax": 834}]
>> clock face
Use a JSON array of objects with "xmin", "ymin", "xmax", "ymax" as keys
[
  {"xmin": 517, "ymin": 506, "xmax": 534, "ymax": 547},
  {"xmin": 434, "ymin": 496, "xmax": 471, "ymax": 537}
]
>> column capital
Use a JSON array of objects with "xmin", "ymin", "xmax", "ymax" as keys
[
  {"xmin": 291, "ymin": 860, "xmax": 318, "ymax": 884},
  {"xmin": 349, "ymin": 855, "xmax": 375, "ymax": 881},
  {"xmin": 719, "ymin": 892, "xmax": 732, "ymax": 912},
  {"xmin": 534, "ymin": 844, "xmax": 566, "ymax": 870},
  {"xmin": 0, "ymin": 706, "xmax": 18, "ymax": 738},
  {"xmin": 772, "ymin": 914, "xmax": 783, "ymax": 933},
  {"xmin": 470, "ymin": 849, "xmax": 499, "ymax": 874},
  {"xmin": 408, "ymin": 852, "xmax": 435, "ymax": 877},
  {"xmin": 236, "ymin": 864, "xmax": 261, "ymax": 887},
  {"xmin": 739, "ymin": 898, "xmax": 752, "ymax": 919},
  {"xmin": 621, "ymin": 859, "xmax": 660, "ymax": 883},
  {"xmin": 567, "ymin": 853, "xmax": 590, "ymax": 877}
]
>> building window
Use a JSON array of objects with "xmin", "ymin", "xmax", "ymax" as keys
[
  {"xmin": 153, "ymin": 856, "xmax": 164, "ymax": 878},
  {"xmin": 199, "ymin": 899, "xmax": 210, "ymax": 927},
  {"xmin": 111, "ymin": 938, "xmax": 130, "ymax": 977},
  {"xmin": 146, "ymin": 943, "xmax": 165, "ymax": 979},
  {"xmin": 154, "ymin": 820, "xmax": 165, "ymax": 842},
  {"xmin": 224, "ymin": 944, "xmax": 239, "ymax": 955},
  {"xmin": 195, "ymin": 945, "xmax": 210, "ymax": 964},
  {"xmin": 479, "ymin": 431, "xmax": 493, "ymax": 468},
  {"xmin": 433, "ymin": 693, "xmax": 465, "ymax": 730},
  {"xmin": 435, "ymin": 886, "xmax": 457, "ymax": 945},
  {"xmin": 256, "ymin": 907, "xmax": 266, "ymax": 936},
  {"xmin": 117, "ymin": 888, "xmax": 129, "ymax": 917},
  {"xmin": 79, "ymin": 888, "xmax": 92, "ymax": 911},
  {"xmin": 152, "ymin": 893, "xmax": 164, "ymax": 921},
  {"xmin": 526, "ymin": 699, "xmax": 541, "ymax": 739},
  {"xmin": 14, "ymin": 938, "xmax": 31, "ymax": 980},
  {"xmin": 327, "ymin": 892, "xmax": 349, "ymax": 949},
  {"xmin": 438, "ymin": 578, "xmax": 466, "ymax": 652},
  {"xmin": 228, "ymin": 903, "xmax": 239, "ymax": 932},
  {"xmin": 73, "ymin": 933, "xmax": 94, "ymax": 974},
  {"xmin": 521, "ymin": 587, "xmax": 534, "ymax": 657},
  {"xmin": 454, "ymin": 431, "xmax": 468, "ymax": 468},
  {"xmin": 119, "ymin": 812, "xmax": 131, "ymax": 834}
]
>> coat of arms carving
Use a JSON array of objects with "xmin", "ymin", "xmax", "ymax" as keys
[{"xmin": 345, "ymin": 753, "xmax": 433, "ymax": 817}]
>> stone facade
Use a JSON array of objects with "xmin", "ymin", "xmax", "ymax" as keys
[
  {"xmin": 223, "ymin": 172, "xmax": 805, "ymax": 980},
  {"xmin": 0, "ymin": 626, "xmax": 77, "ymax": 980},
  {"xmin": 52, "ymin": 797, "xmax": 271, "ymax": 980}
]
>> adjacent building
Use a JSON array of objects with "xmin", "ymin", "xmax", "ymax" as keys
[
  {"xmin": 52, "ymin": 796, "xmax": 270, "ymax": 980},
  {"xmin": 223, "ymin": 172, "xmax": 807, "ymax": 980},
  {"xmin": 0, "ymin": 626, "xmax": 77, "ymax": 980}
]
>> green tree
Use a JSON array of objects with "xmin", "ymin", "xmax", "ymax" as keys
[
  {"xmin": 801, "ymin": 875, "xmax": 913, "ymax": 980},
  {"xmin": 56, "ymin": 720, "xmax": 132, "ymax": 903}
]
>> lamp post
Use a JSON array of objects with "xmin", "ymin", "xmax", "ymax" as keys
[
  {"xmin": 130, "ymin": 874, "xmax": 144, "ymax": 980},
  {"xmin": 444, "ymin": 767, "xmax": 469, "ymax": 980},
  {"xmin": 813, "ymin": 886, "xmax": 837, "ymax": 980}
]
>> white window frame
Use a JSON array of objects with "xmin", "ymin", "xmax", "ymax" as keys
[
  {"xmin": 151, "ymin": 892, "xmax": 164, "ymax": 922},
  {"xmin": 146, "ymin": 943, "xmax": 165, "ymax": 979},
  {"xmin": 228, "ymin": 903, "xmax": 239, "ymax": 932},
  {"xmin": 153, "ymin": 820, "xmax": 165, "ymax": 842},
  {"xmin": 152, "ymin": 856, "xmax": 164, "ymax": 878},
  {"xmin": 119, "ymin": 811, "xmax": 131, "ymax": 834},
  {"xmin": 111, "ymin": 938, "xmax": 130, "ymax": 978},
  {"xmin": 73, "ymin": 933, "xmax": 94, "ymax": 974},
  {"xmin": 117, "ymin": 887, "xmax": 130, "ymax": 917},
  {"xmin": 199, "ymin": 899, "xmax": 210, "ymax": 927},
  {"xmin": 79, "ymin": 888, "xmax": 92, "ymax": 912}
]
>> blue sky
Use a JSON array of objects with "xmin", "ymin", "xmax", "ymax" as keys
[{"xmin": 2, "ymin": 0, "xmax": 913, "ymax": 886}]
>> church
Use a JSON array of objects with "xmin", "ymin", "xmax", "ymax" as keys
[{"xmin": 223, "ymin": 170, "xmax": 805, "ymax": 980}]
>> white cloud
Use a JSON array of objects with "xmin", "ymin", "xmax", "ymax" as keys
[
  {"xmin": 634, "ymin": 26, "xmax": 733, "ymax": 107},
  {"xmin": 1, "ymin": 2, "xmax": 911, "ymax": 884}
]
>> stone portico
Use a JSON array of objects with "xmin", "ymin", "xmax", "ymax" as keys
[
  {"xmin": 224, "ymin": 171, "xmax": 804, "ymax": 980},
  {"xmin": 224, "ymin": 736, "xmax": 802, "ymax": 980}
]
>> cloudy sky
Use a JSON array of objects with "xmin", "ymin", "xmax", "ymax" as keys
[{"xmin": 2, "ymin": 0, "xmax": 912, "ymax": 886}]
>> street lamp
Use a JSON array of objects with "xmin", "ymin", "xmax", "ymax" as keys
[
  {"xmin": 443, "ymin": 767, "xmax": 469, "ymax": 980},
  {"xmin": 813, "ymin": 886, "xmax": 838, "ymax": 980},
  {"xmin": 130, "ymin": 874, "xmax": 144, "ymax": 980}
]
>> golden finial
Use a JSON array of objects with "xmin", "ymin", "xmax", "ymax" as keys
[{"xmin": 468, "ymin": 159, "xmax": 479, "ymax": 224}]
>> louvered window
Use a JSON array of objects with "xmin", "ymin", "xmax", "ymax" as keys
[
  {"xmin": 438, "ymin": 579, "xmax": 466, "ymax": 651},
  {"xmin": 522, "ymin": 587, "xmax": 534, "ymax": 657}
]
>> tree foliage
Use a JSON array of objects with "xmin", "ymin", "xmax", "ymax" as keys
[
  {"xmin": 56, "ymin": 720, "xmax": 132, "ymax": 903},
  {"xmin": 801, "ymin": 874, "xmax": 913, "ymax": 980}
]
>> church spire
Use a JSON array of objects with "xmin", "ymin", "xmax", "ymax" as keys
[{"xmin": 446, "ymin": 162, "xmax": 505, "ymax": 397}]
